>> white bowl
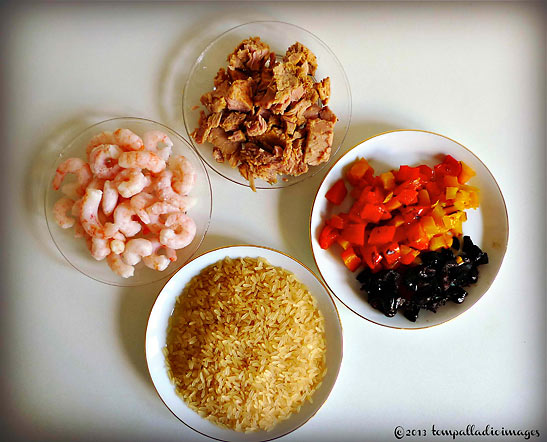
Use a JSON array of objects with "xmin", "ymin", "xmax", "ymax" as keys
[
  {"xmin": 44, "ymin": 117, "xmax": 212, "ymax": 287},
  {"xmin": 310, "ymin": 130, "xmax": 509, "ymax": 329},
  {"xmin": 182, "ymin": 21, "xmax": 351, "ymax": 189},
  {"xmin": 145, "ymin": 245, "xmax": 343, "ymax": 442}
]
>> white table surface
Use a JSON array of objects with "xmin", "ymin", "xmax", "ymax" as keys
[{"xmin": 3, "ymin": 2, "xmax": 546, "ymax": 441}]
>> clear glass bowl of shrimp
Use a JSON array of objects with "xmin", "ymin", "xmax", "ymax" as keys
[{"xmin": 44, "ymin": 117, "xmax": 212, "ymax": 286}]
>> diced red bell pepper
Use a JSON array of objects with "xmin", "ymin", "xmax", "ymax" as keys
[
  {"xmin": 341, "ymin": 246, "xmax": 362, "ymax": 272},
  {"xmin": 318, "ymin": 224, "xmax": 339, "ymax": 249},
  {"xmin": 396, "ymin": 188, "xmax": 419, "ymax": 205},
  {"xmin": 348, "ymin": 201, "xmax": 365, "ymax": 223},
  {"xmin": 434, "ymin": 154, "xmax": 462, "ymax": 177},
  {"xmin": 360, "ymin": 203, "xmax": 385, "ymax": 223},
  {"xmin": 325, "ymin": 179, "xmax": 347, "ymax": 205},
  {"xmin": 368, "ymin": 225, "xmax": 396, "ymax": 245},
  {"xmin": 418, "ymin": 164, "xmax": 434, "ymax": 180},
  {"xmin": 380, "ymin": 242, "xmax": 401, "ymax": 266},
  {"xmin": 358, "ymin": 186, "xmax": 384, "ymax": 204},
  {"xmin": 327, "ymin": 214, "xmax": 346, "ymax": 230},
  {"xmin": 400, "ymin": 205, "xmax": 428, "ymax": 223},
  {"xmin": 341, "ymin": 223, "xmax": 367, "ymax": 246},
  {"xmin": 361, "ymin": 245, "xmax": 383, "ymax": 270},
  {"xmin": 395, "ymin": 165, "xmax": 421, "ymax": 182}
]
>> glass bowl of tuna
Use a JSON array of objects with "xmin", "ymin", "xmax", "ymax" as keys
[
  {"xmin": 44, "ymin": 117, "xmax": 212, "ymax": 287},
  {"xmin": 182, "ymin": 21, "xmax": 351, "ymax": 191}
]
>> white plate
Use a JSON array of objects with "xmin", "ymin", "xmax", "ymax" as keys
[
  {"xmin": 145, "ymin": 245, "xmax": 343, "ymax": 442},
  {"xmin": 310, "ymin": 130, "xmax": 508, "ymax": 329}
]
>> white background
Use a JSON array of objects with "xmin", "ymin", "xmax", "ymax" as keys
[{"xmin": 2, "ymin": 2, "xmax": 545, "ymax": 441}]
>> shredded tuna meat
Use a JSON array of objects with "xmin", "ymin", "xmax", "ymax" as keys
[{"xmin": 191, "ymin": 36, "xmax": 337, "ymax": 189}]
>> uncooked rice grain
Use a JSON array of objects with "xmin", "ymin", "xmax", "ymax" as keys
[{"xmin": 164, "ymin": 257, "xmax": 327, "ymax": 432}]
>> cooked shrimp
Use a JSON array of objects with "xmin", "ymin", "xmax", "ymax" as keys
[
  {"xmin": 112, "ymin": 201, "xmax": 141, "ymax": 237},
  {"xmin": 109, "ymin": 231, "xmax": 126, "ymax": 254},
  {"xmin": 52, "ymin": 158, "xmax": 92, "ymax": 195},
  {"xmin": 169, "ymin": 155, "xmax": 196, "ymax": 196},
  {"xmin": 90, "ymin": 237, "xmax": 110, "ymax": 261},
  {"xmin": 102, "ymin": 180, "xmax": 119, "ymax": 216},
  {"xmin": 80, "ymin": 188, "xmax": 107, "ymax": 238},
  {"xmin": 122, "ymin": 238, "xmax": 153, "ymax": 265},
  {"xmin": 143, "ymin": 131, "xmax": 173, "ymax": 161},
  {"xmin": 114, "ymin": 168, "xmax": 151, "ymax": 198},
  {"xmin": 106, "ymin": 253, "xmax": 134, "ymax": 278},
  {"xmin": 154, "ymin": 169, "xmax": 196, "ymax": 211},
  {"xmin": 89, "ymin": 144, "xmax": 123, "ymax": 179},
  {"xmin": 130, "ymin": 191, "xmax": 156, "ymax": 224},
  {"xmin": 118, "ymin": 151, "xmax": 166, "ymax": 174},
  {"xmin": 159, "ymin": 213, "xmax": 196, "ymax": 249},
  {"xmin": 53, "ymin": 196, "xmax": 75, "ymax": 229},
  {"xmin": 73, "ymin": 220, "xmax": 86, "ymax": 239},
  {"xmin": 142, "ymin": 237, "xmax": 170, "ymax": 271},
  {"xmin": 113, "ymin": 128, "xmax": 144, "ymax": 151},
  {"xmin": 87, "ymin": 177, "xmax": 106, "ymax": 190},
  {"xmin": 86, "ymin": 131, "xmax": 115, "ymax": 158},
  {"xmin": 60, "ymin": 182, "xmax": 81, "ymax": 199},
  {"xmin": 146, "ymin": 201, "xmax": 179, "ymax": 216}
]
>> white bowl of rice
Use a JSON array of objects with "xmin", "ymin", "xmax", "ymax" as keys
[{"xmin": 145, "ymin": 245, "xmax": 343, "ymax": 442}]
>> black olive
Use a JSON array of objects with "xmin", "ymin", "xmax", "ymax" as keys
[
  {"xmin": 403, "ymin": 305, "xmax": 420, "ymax": 322},
  {"xmin": 447, "ymin": 286, "xmax": 468, "ymax": 303},
  {"xmin": 451, "ymin": 236, "xmax": 461, "ymax": 250}
]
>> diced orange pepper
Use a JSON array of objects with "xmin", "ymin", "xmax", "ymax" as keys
[
  {"xmin": 384, "ymin": 198, "xmax": 402, "ymax": 212},
  {"xmin": 421, "ymin": 216, "xmax": 439, "ymax": 236},
  {"xmin": 346, "ymin": 158, "xmax": 372, "ymax": 186},
  {"xmin": 418, "ymin": 189, "xmax": 431, "ymax": 206},
  {"xmin": 341, "ymin": 246, "xmax": 362, "ymax": 272},
  {"xmin": 443, "ymin": 174, "xmax": 459, "ymax": 187}
]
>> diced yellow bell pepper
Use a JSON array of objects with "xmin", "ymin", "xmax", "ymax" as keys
[
  {"xmin": 458, "ymin": 161, "xmax": 476, "ymax": 184},
  {"xmin": 421, "ymin": 216, "xmax": 440, "ymax": 236},
  {"xmin": 380, "ymin": 171, "xmax": 396, "ymax": 191},
  {"xmin": 430, "ymin": 234, "xmax": 447, "ymax": 251},
  {"xmin": 432, "ymin": 204, "xmax": 445, "ymax": 225},
  {"xmin": 445, "ymin": 186, "xmax": 458, "ymax": 200},
  {"xmin": 444, "ymin": 175, "xmax": 459, "ymax": 187}
]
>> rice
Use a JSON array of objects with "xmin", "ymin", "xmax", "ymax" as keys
[{"xmin": 164, "ymin": 256, "xmax": 327, "ymax": 432}]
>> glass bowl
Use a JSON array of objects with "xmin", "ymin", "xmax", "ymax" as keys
[
  {"xmin": 146, "ymin": 245, "xmax": 343, "ymax": 442},
  {"xmin": 182, "ymin": 21, "xmax": 351, "ymax": 189},
  {"xmin": 310, "ymin": 130, "xmax": 509, "ymax": 329},
  {"xmin": 44, "ymin": 117, "xmax": 212, "ymax": 287}
]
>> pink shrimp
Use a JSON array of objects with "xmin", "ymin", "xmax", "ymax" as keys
[
  {"xmin": 122, "ymin": 238, "xmax": 153, "ymax": 265},
  {"xmin": 109, "ymin": 231, "xmax": 126, "ymax": 254},
  {"xmin": 111, "ymin": 201, "xmax": 141, "ymax": 238},
  {"xmin": 90, "ymin": 237, "xmax": 110, "ymax": 261},
  {"xmin": 73, "ymin": 220, "xmax": 86, "ymax": 239},
  {"xmin": 114, "ymin": 168, "xmax": 151, "ymax": 198},
  {"xmin": 52, "ymin": 158, "xmax": 92, "ymax": 195},
  {"xmin": 86, "ymin": 131, "xmax": 115, "ymax": 158},
  {"xmin": 53, "ymin": 196, "xmax": 75, "ymax": 229},
  {"xmin": 80, "ymin": 188, "xmax": 107, "ymax": 238},
  {"xmin": 154, "ymin": 169, "xmax": 196, "ymax": 211},
  {"xmin": 113, "ymin": 128, "xmax": 144, "ymax": 151},
  {"xmin": 146, "ymin": 201, "xmax": 179, "ymax": 216},
  {"xmin": 130, "ymin": 191, "xmax": 156, "ymax": 224},
  {"xmin": 142, "ymin": 237, "xmax": 171, "ymax": 271},
  {"xmin": 143, "ymin": 131, "xmax": 173, "ymax": 161},
  {"xmin": 101, "ymin": 180, "xmax": 119, "ymax": 216},
  {"xmin": 118, "ymin": 151, "xmax": 166, "ymax": 174},
  {"xmin": 89, "ymin": 144, "xmax": 123, "ymax": 179},
  {"xmin": 159, "ymin": 213, "xmax": 196, "ymax": 249},
  {"xmin": 169, "ymin": 155, "xmax": 196, "ymax": 196},
  {"xmin": 106, "ymin": 253, "xmax": 134, "ymax": 278}
]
